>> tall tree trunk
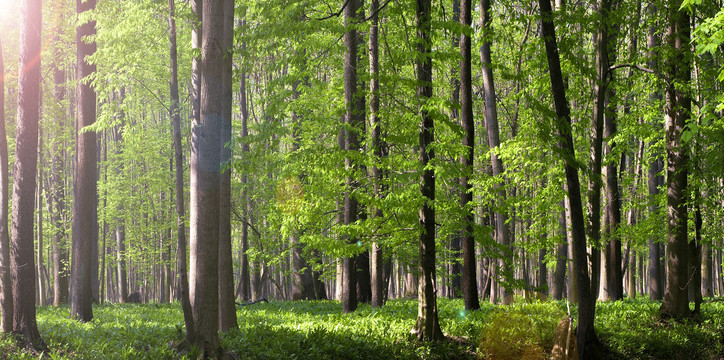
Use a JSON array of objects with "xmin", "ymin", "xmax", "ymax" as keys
[
  {"xmin": 538, "ymin": 0, "xmax": 601, "ymax": 357},
  {"xmin": 342, "ymin": 0, "xmax": 362, "ymax": 314},
  {"xmin": 238, "ymin": 28, "xmax": 251, "ymax": 302},
  {"xmin": 70, "ymin": 0, "xmax": 97, "ymax": 322},
  {"xmin": 0, "ymin": 37, "xmax": 11, "ymax": 332},
  {"xmin": 12, "ymin": 0, "xmax": 44, "ymax": 347},
  {"xmin": 480, "ymin": 0, "xmax": 511, "ymax": 306},
  {"xmin": 189, "ymin": 0, "xmax": 223, "ymax": 354},
  {"xmin": 551, "ymin": 205, "xmax": 567, "ymax": 300},
  {"xmin": 36, "ymin": 134, "xmax": 45, "ymax": 306},
  {"xmin": 659, "ymin": 1, "xmax": 691, "ymax": 320},
  {"xmin": 169, "ymin": 0, "xmax": 194, "ymax": 339},
  {"xmin": 218, "ymin": 0, "xmax": 237, "ymax": 332},
  {"xmin": 412, "ymin": 0, "xmax": 443, "ymax": 341},
  {"xmin": 458, "ymin": 0, "xmax": 478, "ymax": 311},
  {"xmin": 369, "ymin": 0, "xmax": 385, "ymax": 308}
]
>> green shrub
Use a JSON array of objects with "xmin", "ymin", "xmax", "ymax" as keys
[{"xmin": 478, "ymin": 310, "xmax": 545, "ymax": 360}]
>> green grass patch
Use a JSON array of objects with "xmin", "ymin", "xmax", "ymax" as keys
[{"xmin": 0, "ymin": 297, "xmax": 719, "ymax": 359}]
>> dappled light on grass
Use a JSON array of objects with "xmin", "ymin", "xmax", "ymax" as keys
[{"xmin": 0, "ymin": 298, "xmax": 718, "ymax": 359}]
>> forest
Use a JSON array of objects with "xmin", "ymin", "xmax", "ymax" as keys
[{"xmin": 0, "ymin": 0, "xmax": 721, "ymax": 358}]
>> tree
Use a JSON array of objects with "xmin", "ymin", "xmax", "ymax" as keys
[
  {"xmin": 538, "ymin": 0, "xmax": 601, "ymax": 356},
  {"xmin": 659, "ymin": 0, "xmax": 691, "ymax": 320},
  {"xmin": 342, "ymin": 0, "xmax": 362, "ymax": 314},
  {"xmin": 412, "ymin": 0, "xmax": 443, "ymax": 341},
  {"xmin": 0, "ymin": 37, "xmax": 11, "ymax": 333},
  {"xmin": 71, "ymin": 0, "xmax": 98, "ymax": 322},
  {"xmin": 218, "ymin": 0, "xmax": 238, "ymax": 332},
  {"xmin": 188, "ymin": 0, "xmax": 223, "ymax": 354},
  {"xmin": 11, "ymin": 0, "xmax": 44, "ymax": 348},
  {"xmin": 459, "ymin": 0, "xmax": 478, "ymax": 311},
  {"xmin": 169, "ymin": 0, "xmax": 194, "ymax": 340}
]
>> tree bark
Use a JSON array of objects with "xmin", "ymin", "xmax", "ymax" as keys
[
  {"xmin": 70, "ymin": 0, "xmax": 97, "ymax": 322},
  {"xmin": 188, "ymin": 0, "xmax": 224, "ymax": 354},
  {"xmin": 238, "ymin": 27, "xmax": 251, "ymax": 302},
  {"xmin": 342, "ymin": 0, "xmax": 362, "ymax": 314},
  {"xmin": 11, "ymin": 0, "xmax": 44, "ymax": 347},
  {"xmin": 218, "ymin": 0, "xmax": 237, "ymax": 332},
  {"xmin": 412, "ymin": 0, "xmax": 443, "ymax": 341},
  {"xmin": 480, "ymin": 0, "xmax": 511, "ymax": 306},
  {"xmin": 538, "ymin": 0, "xmax": 601, "ymax": 357},
  {"xmin": 659, "ymin": 1, "xmax": 691, "ymax": 321},
  {"xmin": 458, "ymin": 0, "xmax": 478, "ymax": 311},
  {"xmin": 0, "ymin": 37, "xmax": 11, "ymax": 332},
  {"xmin": 551, "ymin": 205, "xmax": 567, "ymax": 300},
  {"xmin": 170, "ymin": 0, "xmax": 194, "ymax": 340}
]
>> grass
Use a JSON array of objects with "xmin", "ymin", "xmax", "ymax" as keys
[{"xmin": 0, "ymin": 297, "xmax": 720, "ymax": 359}]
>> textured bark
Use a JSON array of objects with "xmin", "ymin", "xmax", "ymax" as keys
[
  {"xmin": 538, "ymin": 0, "xmax": 601, "ymax": 357},
  {"xmin": 0, "ymin": 38, "xmax": 11, "ymax": 332},
  {"xmin": 369, "ymin": 0, "xmax": 386, "ymax": 308},
  {"xmin": 70, "ymin": 0, "xmax": 97, "ymax": 322},
  {"xmin": 659, "ymin": 2, "xmax": 691, "ymax": 321},
  {"xmin": 218, "ymin": 0, "xmax": 237, "ymax": 332},
  {"xmin": 480, "ymin": 0, "xmax": 511, "ymax": 306},
  {"xmin": 342, "ymin": 0, "xmax": 362, "ymax": 314},
  {"xmin": 647, "ymin": 3, "xmax": 664, "ymax": 302},
  {"xmin": 459, "ymin": 0, "xmax": 478, "ymax": 311},
  {"xmin": 188, "ymin": 0, "xmax": 223, "ymax": 354},
  {"xmin": 449, "ymin": 0, "xmax": 461, "ymax": 300},
  {"xmin": 170, "ymin": 0, "xmax": 194, "ymax": 339},
  {"xmin": 412, "ymin": 0, "xmax": 443, "ymax": 341},
  {"xmin": 238, "ymin": 31, "xmax": 251, "ymax": 302},
  {"xmin": 11, "ymin": 0, "xmax": 44, "ymax": 348},
  {"xmin": 604, "ymin": 107, "xmax": 623, "ymax": 301}
]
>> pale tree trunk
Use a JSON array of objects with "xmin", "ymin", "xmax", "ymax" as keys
[
  {"xmin": 12, "ymin": 0, "xmax": 44, "ymax": 348},
  {"xmin": 0, "ymin": 37, "xmax": 11, "ymax": 333},
  {"xmin": 459, "ymin": 0, "xmax": 478, "ymax": 311},
  {"xmin": 70, "ymin": 0, "xmax": 97, "ymax": 322},
  {"xmin": 168, "ymin": 0, "xmax": 194, "ymax": 340},
  {"xmin": 188, "ymin": 0, "xmax": 224, "ymax": 354},
  {"xmin": 218, "ymin": 0, "xmax": 237, "ymax": 332}
]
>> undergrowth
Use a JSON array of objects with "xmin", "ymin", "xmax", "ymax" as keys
[{"xmin": 0, "ymin": 297, "xmax": 719, "ymax": 359}]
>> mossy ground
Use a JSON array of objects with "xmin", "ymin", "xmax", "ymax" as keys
[{"xmin": 0, "ymin": 297, "xmax": 720, "ymax": 359}]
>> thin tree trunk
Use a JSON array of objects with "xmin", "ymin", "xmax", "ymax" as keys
[
  {"xmin": 238, "ymin": 28, "xmax": 251, "ymax": 302},
  {"xmin": 0, "ymin": 37, "xmax": 11, "ymax": 332},
  {"xmin": 169, "ymin": 0, "xmax": 194, "ymax": 339},
  {"xmin": 70, "ymin": 0, "xmax": 97, "ymax": 322},
  {"xmin": 539, "ymin": 0, "xmax": 600, "ymax": 356}
]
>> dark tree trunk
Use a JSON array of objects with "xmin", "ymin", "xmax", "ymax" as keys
[
  {"xmin": 0, "ymin": 37, "xmax": 11, "ymax": 332},
  {"xmin": 238, "ymin": 29, "xmax": 251, "ymax": 302},
  {"xmin": 659, "ymin": 2, "xmax": 691, "ymax": 321},
  {"xmin": 551, "ymin": 206, "xmax": 567, "ymax": 300},
  {"xmin": 449, "ymin": 0, "xmax": 461, "ymax": 300},
  {"xmin": 480, "ymin": 0, "xmax": 511, "ymax": 306},
  {"xmin": 188, "ymin": 0, "xmax": 224, "ymax": 355},
  {"xmin": 342, "ymin": 0, "xmax": 363, "ymax": 314},
  {"xmin": 459, "ymin": 0, "xmax": 478, "ymax": 311},
  {"xmin": 538, "ymin": 0, "xmax": 601, "ymax": 357},
  {"xmin": 170, "ymin": 0, "xmax": 194, "ymax": 340},
  {"xmin": 412, "ymin": 0, "xmax": 443, "ymax": 341},
  {"xmin": 690, "ymin": 197, "xmax": 702, "ymax": 313},
  {"xmin": 218, "ymin": 0, "xmax": 237, "ymax": 332},
  {"xmin": 70, "ymin": 0, "xmax": 97, "ymax": 323},
  {"xmin": 604, "ymin": 103, "xmax": 623, "ymax": 301},
  {"xmin": 11, "ymin": 0, "xmax": 44, "ymax": 348}
]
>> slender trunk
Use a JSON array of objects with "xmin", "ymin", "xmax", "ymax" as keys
[
  {"xmin": 70, "ymin": 0, "xmax": 97, "ymax": 322},
  {"xmin": 480, "ymin": 0, "xmax": 511, "ymax": 306},
  {"xmin": 0, "ymin": 37, "xmax": 11, "ymax": 332},
  {"xmin": 551, "ymin": 206, "xmax": 567, "ymax": 300},
  {"xmin": 538, "ymin": 0, "xmax": 600, "ymax": 356},
  {"xmin": 238, "ymin": 29, "xmax": 251, "ymax": 302}
]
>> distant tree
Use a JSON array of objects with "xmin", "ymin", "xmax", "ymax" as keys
[
  {"xmin": 11, "ymin": 0, "xmax": 44, "ymax": 348},
  {"xmin": 0, "ymin": 37, "xmax": 11, "ymax": 333}
]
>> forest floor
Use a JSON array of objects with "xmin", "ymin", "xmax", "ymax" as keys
[{"xmin": 0, "ymin": 297, "xmax": 722, "ymax": 359}]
